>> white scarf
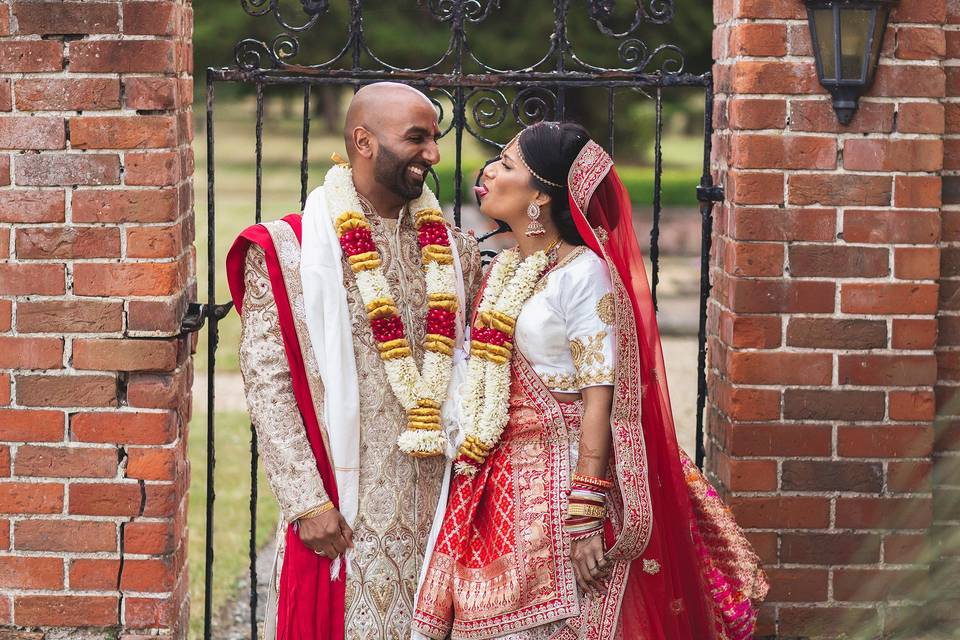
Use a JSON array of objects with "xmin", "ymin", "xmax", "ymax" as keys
[{"xmin": 300, "ymin": 185, "xmax": 465, "ymax": 577}]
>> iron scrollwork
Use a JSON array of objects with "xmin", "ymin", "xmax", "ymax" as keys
[
  {"xmin": 240, "ymin": 0, "xmax": 327, "ymax": 30},
  {"xmin": 230, "ymin": 0, "xmax": 686, "ymax": 75},
  {"xmin": 301, "ymin": 0, "xmax": 330, "ymax": 15}
]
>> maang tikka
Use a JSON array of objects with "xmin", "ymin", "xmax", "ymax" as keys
[{"xmin": 525, "ymin": 202, "xmax": 546, "ymax": 237}]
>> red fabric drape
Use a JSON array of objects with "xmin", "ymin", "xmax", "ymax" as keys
[
  {"xmin": 569, "ymin": 171, "xmax": 720, "ymax": 639},
  {"xmin": 226, "ymin": 214, "xmax": 345, "ymax": 640}
]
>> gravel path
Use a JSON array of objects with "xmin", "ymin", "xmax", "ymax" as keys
[{"xmin": 211, "ymin": 536, "xmax": 275, "ymax": 639}]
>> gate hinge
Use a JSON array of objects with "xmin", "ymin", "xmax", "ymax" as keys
[
  {"xmin": 696, "ymin": 184, "xmax": 724, "ymax": 204},
  {"xmin": 179, "ymin": 302, "xmax": 234, "ymax": 336}
]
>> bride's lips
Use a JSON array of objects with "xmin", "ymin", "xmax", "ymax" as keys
[{"xmin": 474, "ymin": 185, "xmax": 489, "ymax": 199}]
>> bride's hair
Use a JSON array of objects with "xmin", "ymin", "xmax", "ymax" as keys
[
  {"xmin": 518, "ymin": 121, "xmax": 590, "ymax": 246},
  {"xmin": 520, "ymin": 122, "xmax": 590, "ymax": 245}
]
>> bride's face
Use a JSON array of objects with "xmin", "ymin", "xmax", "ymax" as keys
[{"xmin": 475, "ymin": 143, "xmax": 548, "ymax": 229}]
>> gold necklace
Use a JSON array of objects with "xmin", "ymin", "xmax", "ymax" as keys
[
  {"xmin": 544, "ymin": 237, "xmax": 562, "ymax": 265},
  {"xmin": 518, "ymin": 236, "xmax": 560, "ymax": 261}
]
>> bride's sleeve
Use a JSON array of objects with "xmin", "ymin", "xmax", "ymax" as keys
[{"xmin": 560, "ymin": 255, "xmax": 616, "ymax": 389}]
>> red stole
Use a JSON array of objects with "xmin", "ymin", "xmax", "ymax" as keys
[{"xmin": 226, "ymin": 214, "xmax": 345, "ymax": 640}]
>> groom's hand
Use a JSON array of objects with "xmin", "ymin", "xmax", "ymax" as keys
[{"xmin": 299, "ymin": 508, "xmax": 354, "ymax": 559}]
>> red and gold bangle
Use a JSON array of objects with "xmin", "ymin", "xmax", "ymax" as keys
[
  {"xmin": 572, "ymin": 473, "xmax": 613, "ymax": 491},
  {"xmin": 565, "ymin": 484, "xmax": 607, "ymax": 528},
  {"xmin": 568, "ymin": 486, "xmax": 606, "ymax": 512}
]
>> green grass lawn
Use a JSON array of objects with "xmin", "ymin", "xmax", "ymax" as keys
[{"xmin": 188, "ymin": 409, "xmax": 280, "ymax": 638}]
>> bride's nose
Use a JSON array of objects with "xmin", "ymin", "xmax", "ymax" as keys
[{"xmin": 482, "ymin": 160, "xmax": 498, "ymax": 181}]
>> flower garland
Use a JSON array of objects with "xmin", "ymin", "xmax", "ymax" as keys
[
  {"xmin": 324, "ymin": 163, "xmax": 458, "ymax": 457},
  {"xmin": 454, "ymin": 247, "xmax": 550, "ymax": 476}
]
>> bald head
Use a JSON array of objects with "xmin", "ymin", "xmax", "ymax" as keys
[
  {"xmin": 342, "ymin": 82, "xmax": 441, "ymax": 203},
  {"xmin": 344, "ymin": 82, "xmax": 437, "ymax": 159}
]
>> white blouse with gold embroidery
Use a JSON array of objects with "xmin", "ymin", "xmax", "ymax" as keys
[{"xmin": 514, "ymin": 247, "xmax": 616, "ymax": 393}]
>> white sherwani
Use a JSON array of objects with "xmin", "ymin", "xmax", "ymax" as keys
[{"xmin": 238, "ymin": 205, "xmax": 481, "ymax": 639}]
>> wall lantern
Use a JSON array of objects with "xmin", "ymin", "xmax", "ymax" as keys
[{"xmin": 804, "ymin": 0, "xmax": 897, "ymax": 125}]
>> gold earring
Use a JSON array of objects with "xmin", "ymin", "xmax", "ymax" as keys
[{"xmin": 525, "ymin": 202, "xmax": 546, "ymax": 237}]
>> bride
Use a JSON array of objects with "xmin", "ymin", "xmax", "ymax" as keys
[{"xmin": 412, "ymin": 122, "xmax": 767, "ymax": 640}]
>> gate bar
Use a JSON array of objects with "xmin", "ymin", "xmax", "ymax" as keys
[
  {"xmin": 248, "ymin": 80, "xmax": 265, "ymax": 639},
  {"xmin": 650, "ymin": 86, "xmax": 664, "ymax": 310},
  {"xmin": 203, "ymin": 74, "xmax": 218, "ymax": 640},
  {"xmin": 695, "ymin": 73, "xmax": 720, "ymax": 471},
  {"xmin": 300, "ymin": 84, "xmax": 312, "ymax": 210},
  {"xmin": 208, "ymin": 69, "xmax": 713, "ymax": 89}
]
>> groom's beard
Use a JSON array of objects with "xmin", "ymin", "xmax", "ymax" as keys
[{"xmin": 374, "ymin": 142, "xmax": 425, "ymax": 201}]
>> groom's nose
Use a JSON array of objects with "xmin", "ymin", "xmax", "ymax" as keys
[{"xmin": 423, "ymin": 139, "xmax": 440, "ymax": 166}]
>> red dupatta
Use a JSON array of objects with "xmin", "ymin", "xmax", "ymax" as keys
[
  {"xmin": 226, "ymin": 214, "xmax": 345, "ymax": 640},
  {"xmin": 567, "ymin": 141, "xmax": 766, "ymax": 639}
]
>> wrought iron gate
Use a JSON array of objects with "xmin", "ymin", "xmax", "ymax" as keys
[{"xmin": 186, "ymin": 1, "xmax": 722, "ymax": 637}]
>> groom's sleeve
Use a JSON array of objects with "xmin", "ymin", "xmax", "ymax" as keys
[{"xmin": 238, "ymin": 244, "xmax": 331, "ymax": 522}]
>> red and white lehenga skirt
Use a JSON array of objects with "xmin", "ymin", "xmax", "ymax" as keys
[
  {"xmin": 413, "ymin": 350, "xmax": 768, "ymax": 640},
  {"xmin": 414, "ymin": 354, "xmax": 630, "ymax": 640}
]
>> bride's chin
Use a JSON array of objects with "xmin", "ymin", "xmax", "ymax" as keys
[{"xmin": 478, "ymin": 202, "xmax": 497, "ymax": 221}]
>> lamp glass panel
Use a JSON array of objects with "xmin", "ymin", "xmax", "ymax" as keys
[
  {"xmin": 840, "ymin": 8, "xmax": 872, "ymax": 80},
  {"xmin": 813, "ymin": 8, "xmax": 836, "ymax": 80}
]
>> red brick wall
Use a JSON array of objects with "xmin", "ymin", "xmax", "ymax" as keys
[
  {"xmin": 712, "ymin": 0, "xmax": 944, "ymax": 636},
  {"xmin": 0, "ymin": 1, "xmax": 193, "ymax": 636},
  {"xmin": 935, "ymin": 0, "xmax": 960, "ymax": 629}
]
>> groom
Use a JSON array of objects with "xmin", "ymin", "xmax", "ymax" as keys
[{"xmin": 227, "ymin": 82, "xmax": 481, "ymax": 639}]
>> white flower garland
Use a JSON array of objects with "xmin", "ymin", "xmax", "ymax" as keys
[
  {"xmin": 455, "ymin": 248, "xmax": 549, "ymax": 476},
  {"xmin": 324, "ymin": 163, "xmax": 458, "ymax": 457}
]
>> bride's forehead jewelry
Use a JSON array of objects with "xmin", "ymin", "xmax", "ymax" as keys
[{"xmin": 504, "ymin": 130, "xmax": 564, "ymax": 190}]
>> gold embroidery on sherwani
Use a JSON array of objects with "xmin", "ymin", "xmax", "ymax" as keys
[
  {"xmin": 266, "ymin": 221, "xmax": 337, "ymax": 473},
  {"xmin": 340, "ymin": 213, "xmax": 481, "ymax": 640},
  {"xmin": 340, "ymin": 212, "xmax": 436, "ymax": 638},
  {"xmin": 245, "ymin": 215, "xmax": 481, "ymax": 640},
  {"xmin": 239, "ymin": 244, "xmax": 329, "ymax": 522},
  {"xmin": 239, "ymin": 242, "xmax": 332, "ymax": 640}
]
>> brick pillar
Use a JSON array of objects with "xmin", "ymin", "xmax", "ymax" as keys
[
  {"xmin": 711, "ymin": 0, "xmax": 943, "ymax": 636},
  {"xmin": 0, "ymin": 1, "xmax": 193, "ymax": 636},
  {"xmin": 935, "ymin": 0, "xmax": 960, "ymax": 628}
]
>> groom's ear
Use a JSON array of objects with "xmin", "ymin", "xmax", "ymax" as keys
[{"xmin": 353, "ymin": 126, "xmax": 376, "ymax": 160}]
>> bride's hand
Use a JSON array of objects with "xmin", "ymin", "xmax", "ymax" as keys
[{"xmin": 571, "ymin": 534, "xmax": 610, "ymax": 596}]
